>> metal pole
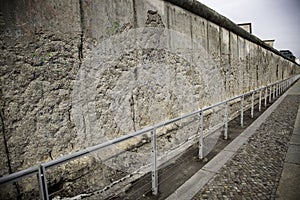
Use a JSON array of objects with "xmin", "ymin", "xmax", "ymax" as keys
[
  {"xmin": 198, "ymin": 110, "xmax": 204, "ymax": 159},
  {"xmin": 251, "ymin": 92, "xmax": 254, "ymax": 118},
  {"xmin": 269, "ymin": 85, "xmax": 272, "ymax": 103},
  {"xmin": 38, "ymin": 165, "xmax": 49, "ymax": 200},
  {"xmin": 264, "ymin": 87, "xmax": 267, "ymax": 107},
  {"xmin": 151, "ymin": 129, "xmax": 158, "ymax": 195},
  {"xmin": 259, "ymin": 89, "xmax": 262, "ymax": 112},
  {"xmin": 241, "ymin": 95, "xmax": 244, "ymax": 127},
  {"xmin": 224, "ymin": 102, "xmax": 228, "ymax": 140}
]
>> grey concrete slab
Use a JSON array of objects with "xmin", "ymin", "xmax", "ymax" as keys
[
  {"xmin": 285, "ymin": 145, "xmax": 300, "ymax": 165},
  {"xmin": 165, "ymin": 169, "xmax": 215, "ymax": 200},
  {"xmin": 292, "ymin": 106, "xmax": 300, "ymax": 136},
  {"xmin": 286, "ymin": 80, "xmax": 300, "ymax": 95},
  {"xmin": 290, "ymin": 134, "xmax": 300, "ymax": 145},
  {"xmin": 201, "ymin": 150, "xmax": 235, "ymax": 173},
  {"xmin": 223, "ymin": 136, "xmax": 248, "ymax": 152},
  {"xmin": 276, "ymin": 163, "xmax": 300, "ymax": 200}
]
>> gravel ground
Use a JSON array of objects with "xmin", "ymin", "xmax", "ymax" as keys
[{"xmin": 192, "ymin": 95, "xmax": 300, "ymax": 200}]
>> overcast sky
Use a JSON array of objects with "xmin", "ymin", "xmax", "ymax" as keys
[{"xmin": 198, "ymin": 0, "xmax": 300, "ymax": 59}]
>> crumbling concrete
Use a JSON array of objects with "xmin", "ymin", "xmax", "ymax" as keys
[{"xmin": 0, "ymin": 0, "xmax": 299, "ymax": 199}]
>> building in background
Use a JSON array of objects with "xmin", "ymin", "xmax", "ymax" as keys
[
  {"xmin": 263, "ymin": 39, "xmax": 275, "ymax": 48},
  {"xmin": 238, "ymin": 23, "xmax": 252, "ymax": 34},
  {"xmin": 280, "ymin": 50, "xmax": 296, "ymax": 61}
]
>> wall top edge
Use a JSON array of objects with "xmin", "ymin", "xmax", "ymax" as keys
[{"xmin": 164, "ymin": 0, "xmax": 299, "ymax": 66}]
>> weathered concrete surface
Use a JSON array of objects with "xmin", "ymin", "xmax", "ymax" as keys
[
  {"xmin": 0, "ymin": 0, "xmax": 81, "ymax": 36},
  {"xmin": 0, "ymin": 0, "xmax": 299, "ymax": 199}
]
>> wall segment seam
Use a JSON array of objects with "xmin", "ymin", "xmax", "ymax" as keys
[{"xmin": 164, "ymin": 0, "xmax": 299, "ymax": 66}]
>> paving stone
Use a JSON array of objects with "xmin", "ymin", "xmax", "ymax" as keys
[{"xmin": 192, "ymin": 95, "xmax": 300, "ymax": 200}]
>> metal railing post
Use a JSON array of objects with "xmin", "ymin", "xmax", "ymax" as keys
[
  {"xmin": 224, "ymin": 102, "xmax": 228, "ymax": 140},
  {"xmin": 269, "ymin": 85, "xmax": 272, "ymax": 103},
  {"xmin": 259, "ymin": 89, "xmax": 262, "ymax": 112},
  {"xmin": 151, "ymin": 129, "xmax": 158, "ymax": 195},
  {"xmin": 264, "ymin": 87, "xmax": 267, "ymax": 107},
  {"xmin": 241, "ymin": 95, "xmax": 244, "ymax": 127},
  {"xmin": 198, "ymin": 110, "xmax": 204, "ymax": 159},
  {"xmin": 38, "ymin": 165, "xmax": 49, "ymax": 200},
  {"xmin": 2, "ymin": 76, "xmax": 300, "ymax": 198},
  {"xmin": 251, "ymin": 92, "xmax": 254, "ymax": 118}
]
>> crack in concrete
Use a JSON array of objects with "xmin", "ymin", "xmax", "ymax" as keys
[
  {"xmin": 0, "ymin": 108, "xmax": 21, "ymax": 199},
  {"xmin": 129, "ymin": 92, "xmax": 137, "ymax": 132},
  {"xmin": 0, "ymin": 109, "xmax": 11, "ymax": 174},
  {"xmin": 78, "ymin": 0, "xmax": 84, "ymax": 61}
]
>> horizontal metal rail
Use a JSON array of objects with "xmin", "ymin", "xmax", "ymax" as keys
[{"xmin": 0, "ymin": 74, "xmax": 299, "ymax": 199}]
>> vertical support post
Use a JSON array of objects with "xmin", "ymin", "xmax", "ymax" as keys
[
  {"xmin": 269, "ymin": 85, "xmax": 272, "ymax": 103},
  {"xmin": 280, "ymin": 83, "xmax": 282, "ymax": 94},
  {"xmin": 273, "ymin": 85, "xmax": 276, "ymax": 99},
  {"xmin": 151, "ymin": 129, "xmax": 158, "ymax": 195},
  {"xmin": 259, "ymin": 89, "xmax": 262, "ymax": 112},
  {"xmin": 241, "ymin": 95, "xmax": 244, "ymax": 127},
  {"xmin": 198, "ymin": 110, "xmax": 204, "ymax": 159},
  {"xmin": 264, "ymin": 87, "xmax": 267, "ymax": 107},
  {"xmin": 38, "ymin": 165, "xmax": 49, "ymax": 200},
  {"xmin": 251, "ymin": 92, "xmax": 254, "ymax": 118},
  {"xmin": 285, "ymin": 81, "xmax": 287, "ymax": 90},
  {"xmin": 224, "ymin": 102, "xmax": 228, "ymax": 140}
]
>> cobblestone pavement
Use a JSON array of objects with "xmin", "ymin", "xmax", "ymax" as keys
[{"xmin": 192, "ymin": 95, "xmax": 300, "ymax": 200}]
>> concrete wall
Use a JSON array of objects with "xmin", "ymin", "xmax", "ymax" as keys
[{"xmin": 0, "ymin": 0, "xmax": 299, "ymax": 199}]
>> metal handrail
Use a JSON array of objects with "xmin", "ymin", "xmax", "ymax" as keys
[{"xmin": 0, "ymin": 74, "xmax": 299, "ymax": 199}]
